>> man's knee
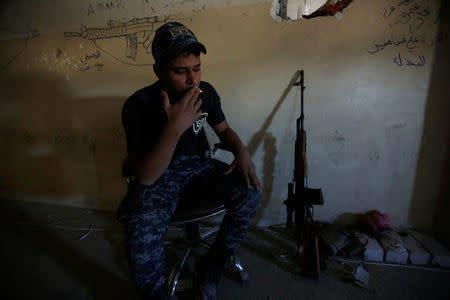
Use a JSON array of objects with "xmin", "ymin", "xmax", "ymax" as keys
[
  {"xmin": 229, "ymin": 187, "xmax": 261, "ymax": 218},
  {"xmin": 244, "ymin": 188, "xmax": 261, "ymax": 215},
  {"xmin": 125, "ymin": 203, "xmax": 172, "ymax": 243}
]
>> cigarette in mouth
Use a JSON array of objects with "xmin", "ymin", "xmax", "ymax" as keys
[{"xmin": 199, "ymin": 88, "xmax": 203, "ymax": 93}]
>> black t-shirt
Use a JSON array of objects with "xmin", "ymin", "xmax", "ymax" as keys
[{"xmin": 122, "ymin": 80, "xmax": 225, "ymax": 157}]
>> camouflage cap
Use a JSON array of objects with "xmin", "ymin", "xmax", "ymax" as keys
[{"xmin": 151, "ymin": 22, "xmax": 207, "ymax": 64}]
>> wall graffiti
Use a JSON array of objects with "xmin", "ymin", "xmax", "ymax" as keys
[
  {"xmin": 64, "ymin": 15, "xmax": 181, "ymax": 67},
  {"xmin": 64, "ymin": 16, "xmax": 167, "ymax": 62},
  {"xmin": 87, "ymin": 0, "xmax": 126, "ymax": 16},
  {"xmin": 366, "ymin": 0, "xmax": 440, "ymax": 68},
  {"xmin": 79, "ymin": 49, "xmax": 103, "ymax": 72},
  {"xmin": 16, "ymin": 129, "xmax": 125, "ymax": 156},
  {"xmin": 0, "ymin": 25, "xmax": 40, "ymax": 71}
]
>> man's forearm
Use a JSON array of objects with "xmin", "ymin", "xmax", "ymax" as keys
[
  {"xmin": 131, "ymin": 124, "xmax": 182, "ymax": 185},
  {"xmin": 217, "ymin": 126, "xmax": 261, "ymax": 190},
  {"xmin": 217, "ymin": 127, "xmax": 247, "ymax": 155}
]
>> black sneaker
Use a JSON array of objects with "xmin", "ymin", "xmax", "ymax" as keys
[
  {"xmin": 194, "ymin": 248, "xmax": 232, "ymax": 300},
  {"xmin": 146, "ymin": 286, "xmax": 178, "ymax": 300},
  {"xmin": 194, "ymin": 271, "xmax": 218, "ymax": 300}
]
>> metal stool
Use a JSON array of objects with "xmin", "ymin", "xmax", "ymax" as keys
[{"xmin": 166, "ymin": 190, "xmax": 249, "ymax": 297}]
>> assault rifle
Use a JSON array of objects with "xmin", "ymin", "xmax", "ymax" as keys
[
  {"xmin": 64, "ymin": 16, "xmax": 169, "ymax": 61},
  {"xmin": 284, "ymin": 70, "xmax": 324, "ymax": 279}
]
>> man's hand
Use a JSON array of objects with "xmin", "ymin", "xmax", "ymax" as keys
[
  {"xmin": 162, "ymin": 86, "xmax": 202, "ymax": 136},
  {"xmin": 224, "ymin": 147, "xmax": 261, "ymax": 191}
]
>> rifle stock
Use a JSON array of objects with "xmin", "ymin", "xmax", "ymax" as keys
[{"xmin": 294, "ymin": 129, "xmax": 307, "ymax": 186}]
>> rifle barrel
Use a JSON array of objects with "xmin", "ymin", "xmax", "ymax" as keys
[{"xmin": 300, "ymin": 70, "xmax": 305, "ymax": 131}]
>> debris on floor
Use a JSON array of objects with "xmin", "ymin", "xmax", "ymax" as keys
[
  {"xmin": 354, "ymin": 231, "xmax": 383, "ymax": 262},
  {"xmin": 320, "ymin": 223, "xmax": 350, "ymax": 256},
  {"xmin": 340, "ymin": 263, "xmax": 370, "ymax": 289},
  {"xmin": 378, "ymin": 231, "xmax": 408, "ymax": 264},
  {"xmin": 270, "ymin": 247, "xmax": 288, "ymax": 258},
  {"xmin": 400, "ymin": 231, "xmax": 431, "ymax": 265},
  {"xmin": 318, "ymin": 210, "xmax": 450, "ymax": 269},
  {"xmin": 353, "ymin": 264, "xmax": 370, "ymax": 289},
  {"xmin": 411, "ymin": 231, "xmax": 450, "ymax": 268}
]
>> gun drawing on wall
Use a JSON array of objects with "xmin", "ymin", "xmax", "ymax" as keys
[
  {"xmin": 0, "ymin": 25, "xmax": 40, "ymax": 41},
  {"xmin": 64, "ymin": 16, "xmax": 169, "ymax": 61}
]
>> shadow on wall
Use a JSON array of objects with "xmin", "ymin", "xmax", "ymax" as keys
[
  {"xmin": 409, "ymin": 0, "xmax": 450, "ymax": 247},
  {"xmin": 0, "ymin": 71, "xmax": 128, "ymax": 210},
  {"xmin": 248, "ymin": 71, "xmax": 301, "ymax": 224}
]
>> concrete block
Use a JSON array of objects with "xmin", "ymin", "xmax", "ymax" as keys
[
  {"xmin": 400, "ymin": 233, "xmax": 431, "ymax": 265},
  {"xmin": 378, "ymin": 231, "xmax": 408, "ymax": 264},
  {"xmin": 410, "ymin": 231, "xmax": 450, "ymax": 268},
  {"xmin": 319, "ymin": 224, "xmax": 349, "ymax": 256},
  {"xmin": 355, "ymin": 232, "xmax": 383, "ymax": 262}
]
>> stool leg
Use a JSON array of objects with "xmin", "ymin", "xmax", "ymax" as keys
[
  {"xmin": 200, "ymin": 225, "xmax": 220, "ymax": 239},
  {"xmin": 198, "ymin": 240, "xmax": 213, "ymax": 249},
  {"xmin": 226, "ymin": 253, "xmax": 249, "ymax": 282},
  {"xmin": 167, "ymin": 247, "xmax": 191, "ymax": 297}
]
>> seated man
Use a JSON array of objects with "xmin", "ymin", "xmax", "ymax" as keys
[{"xmin": 117, "ymin": 22, "xmax": 261, "ymax": 300}]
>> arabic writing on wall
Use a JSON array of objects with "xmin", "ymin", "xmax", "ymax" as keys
[
  {"xmin": 367, "ymin": 0, "xmax": 440, "ymax": 68},
  {"xmin": 20, "ymin": 128, "xmax": 124, "ymax": 155},
  {"xmin": 80, "ymin": 50, "xmax": 103, "ymax": 72},
  {"xmin": 87, "ymin": 0, "xmax": 126, "ymax": 16}
]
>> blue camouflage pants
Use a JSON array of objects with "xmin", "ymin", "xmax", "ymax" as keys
[{"xmin": 117, "ymin": 155, "xmax": 261, "ymax": 299}]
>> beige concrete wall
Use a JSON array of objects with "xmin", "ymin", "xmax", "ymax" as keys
[
  {"xmin": 0, "ymin": 0, "xmax": 447, "ymax": 231},
  {"xmin": 0, "ymin": 0, "xmax": 269, "ymax": 35}
]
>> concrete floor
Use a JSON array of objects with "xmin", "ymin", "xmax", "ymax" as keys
[{"xmin": 2, "ymin": 200, "xmax": 450, "ymax": 300}]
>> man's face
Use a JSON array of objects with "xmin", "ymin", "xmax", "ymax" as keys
[{"xmin": 156, "ymin": 53, "xmax": 201, "ymax": 98}]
